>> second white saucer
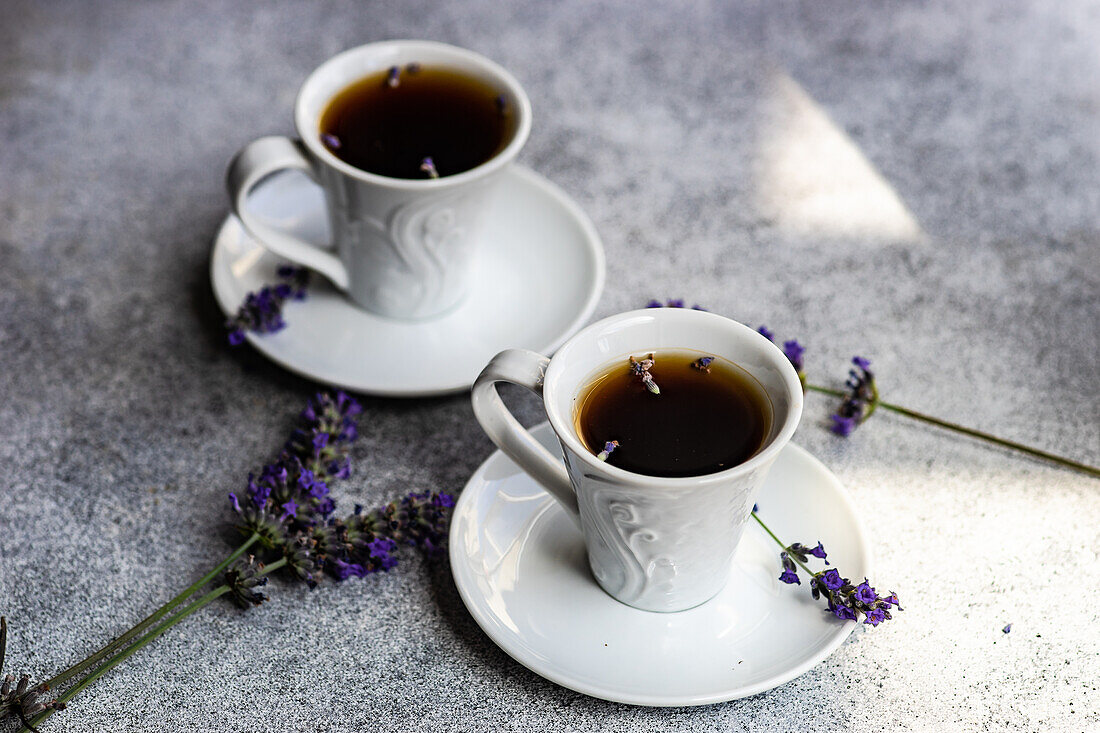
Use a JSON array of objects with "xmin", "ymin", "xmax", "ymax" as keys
[
  {"xmin": 210, "ymin": 165, "xmax": 605, "ymax": 396},
  {"xmin": 450, "ymin": 422, "xmax": 873, "ymax": 706}
]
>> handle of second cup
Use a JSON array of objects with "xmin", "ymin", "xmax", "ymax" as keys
[{"xmin": 471, "ymin": 349, "xmax": 580, "ymax": 524}]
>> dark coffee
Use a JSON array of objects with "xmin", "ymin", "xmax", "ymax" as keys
[
  {"xmin": 318, "ymin": 64, "xmax": 511, "ymax": 179},
  {"xmin": 574, "ymin": 350, "xmax": 772, "ymax": 478}
]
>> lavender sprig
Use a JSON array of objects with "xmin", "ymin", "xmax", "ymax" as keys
[
  {"xmin": 752, "ymin": 510, "xmax": 901, "ymax": 627},
  {"xmin": 11, "ymin": 392, "xmax": 456, "ymax": 731},
  {"xmin": 226, "ymin": 264, "xmax": 309, "ymax": 345},
  {"xmin": 747, "ymin": 312, "xmax": 1096, "ymax": 477}
]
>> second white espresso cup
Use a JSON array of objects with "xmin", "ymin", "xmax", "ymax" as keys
[
  {"xmin": 471, "ymin": 308, "xmax": 804, "ymax": 612},
  {"xmin": 226, "ymin": 40, "xmax": 532, "ymax": 320}
]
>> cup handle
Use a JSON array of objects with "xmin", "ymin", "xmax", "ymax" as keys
[
  {"xmin": 472, "ymin": 349, "xmax": 580, "ymax": 523},
  {"xmin": 226, "ymin": 136, "xmax": 350, "ymax": 290}
]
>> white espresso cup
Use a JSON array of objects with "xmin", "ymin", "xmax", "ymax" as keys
[
  {"xmin": 472, "ymin": 308, "xmax": 804, "ymax": 612},
  {"xmin": 226, "ymin": 41, "xmax": 532, "ymax": 320}
]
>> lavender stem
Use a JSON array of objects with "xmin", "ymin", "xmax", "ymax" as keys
[
  {"xmin": 41, "ymin": 533, "xmax": 260, "ymax": 691},
  {"xmin": 805, "ymin": 383, "xmax": 1099, "ymax": 478}
]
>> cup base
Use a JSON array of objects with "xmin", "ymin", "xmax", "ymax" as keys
[{"xmin": 593, "ymin": 568, "xmax": 730, "ymax": 614}]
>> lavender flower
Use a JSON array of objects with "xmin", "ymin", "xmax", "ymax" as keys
[
  {"xmin": 596, "ymin": 440, "xmax": 619, "ymax": 461},
  {"xmin": 807, "ymin": 568, "xmax": 901, "ymax": 626},
  {"xmin": 751, "ymin": 511, "xmax": 900, "ymax": 627},
  {"xmin": 782, "ymin": 340, "xmax": 805, "ymax": 373},
  {"xmin": 645, "ymin": 298, "xmax": 707, "ymax": 310},
  {"xmin": 420, "ymin": 157, "xmax": 439, "ymax": 179},
  {"xmin": 386, "ymin": 66, "xmax": 400, "ymax": 87},
  {"xmin": 757, "ymin": 326, "xmax": 806, "ymax": 388},
  {"xmin": 692, "ymin": 356, "xmax": 714, "ymax": 372},
  {"xmin": 0, "ymin": 618, "xmax": 66, "ymax": 727},
  {"xmin": 830, "ymin": 357, "xmax": 879, "ymax": 436},
  {"xmin": 379, "ymin": 491, "xmax": 455, "ymax": 556},
  {"xmin": 629, "ymin": 353, "xmax": 660, "ymax": 395},
  {"xmin": 224, "ymin": 555, "xmax": 269, "ymax": 609},
  {"xmin": 778, "ymin": 553, "xmax": 800, "ymax": 585},
  {"xmin": 0, "ymin": 675, "xmax": 65, "ymax": 725},
  {"xmin": 226, "ymin": 265, "xmax": 310, "ymax": 345},
  {"xmin": 229, "ymin": 391, "xmax": 363, "ymax": 549},
  {"xmin": 787, "ymin": 541, "xmax": 829, "ymax": 565}
]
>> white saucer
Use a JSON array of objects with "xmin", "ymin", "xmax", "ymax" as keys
[
  {"xmin": 450, "ymin": 423, "xmax": 872, "ymax": 707},
  {"xmin": 210, "ymin": 165, "xmax": 604, "ymax": 396}
]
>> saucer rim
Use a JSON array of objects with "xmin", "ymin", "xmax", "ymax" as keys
[
  {"xmin": 449, "ymin": 423, "xmax": 872, "ymax": 707},
  {"xmin": 209, "ymin": 165, "xmax": 606, "ymax": 397}
]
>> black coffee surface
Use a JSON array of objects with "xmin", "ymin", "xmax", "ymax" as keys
[
  {"xmin": 318, "ymin": 65, "xmax": 510, "ymax": 179},
  {"xmin": 574, "ymin": 351, "xmax": 771, "ymax": 478}
]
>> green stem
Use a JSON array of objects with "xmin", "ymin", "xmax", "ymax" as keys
[
  {"xmin": 750, "ymin": 512, "xmax": 815, "ymax": 577},
  {"xmin": 805, "ymin": 383, "xmax": 1099, "ymax": 478},
  {"xmin": 22, "ymin": 550, "xmax": 285, "ymax": 731},
  {"xmin": 42, "ymin": 533, "xmax": 260, "ymax": 691},
  {"xmin": 258, "ymin": 557, "xmax": 288, "ymax": 575},
  {"xmin": 23, "ymin": 586, "xmax": 231, "ymax": 733}
]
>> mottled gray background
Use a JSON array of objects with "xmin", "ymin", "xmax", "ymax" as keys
[{"xmin": 1, "ymin": 1, "xmax": 1098, "ymax": 731}]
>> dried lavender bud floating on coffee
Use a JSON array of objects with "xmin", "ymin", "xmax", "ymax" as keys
[
  {"xmin": 629, "ymin": 353, "xmax": 660, "ymax": 395},
  {"xmin": 420, "ymin": 157, "xmax": 439, "ymax": 179}
]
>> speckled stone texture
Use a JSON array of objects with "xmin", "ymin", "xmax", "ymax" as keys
[{"xmin": 1, "ymin": 1, "xmax": 1098, "ymax": 731}]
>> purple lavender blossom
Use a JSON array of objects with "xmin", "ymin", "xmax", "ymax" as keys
[
  {"xmin": 830, "ymin": 356, "xmax": 879, "ymax": 436},
  {"xmin": 864, "ymin": 608, "xmax": 886, "ymax": 626},
  {"xmin": 225, "ymin": 265, "xmax": 311, "ymax": 344},
  {"xmin": 853, "ymin": 581, "xmax": 877, "ymax": 605},
  {"xmin": 755, "ymin": 327, "xmax": 806, "ymax": 386},
  {"xmin": 830, "ymin": 603, "xmax": 858, "ymax": 622},
  {"xmin": 830, "ymin": 414, "xmax": 859, "ymax": 437},
  {"xmin": 782, "ymin": 340, "xmax": 805, "ymax": 373},
  {"xmin": 820, "ymin": 569, "xmax": 844, "ymax": 591},
  {"xmin": 420, "ymin": 157, "xmax": 439, "ymax": 179},
  {"xmin": 779, "ymin": 568, "xmax": 800, "ymax": 584},
  {"xmin": 225, "ymin": 393, "xmax": 455, "ymax": 591},
  {"xmin": 386, "ymin": 66, "xmax": 400, "ymax": 87},
  {"xmin": 692, "ymin": 356, "xmax": 715, "ymax": 372},
  {"xmin": 646, "ymin": 298, "xmax": 707, "ymax": 310},
  {"xmin": 629, "ymin": 354, "xmax": 660, "ymax": 395},
  {"xmin": 596, "ymin": 440, "xmax": 619, "ymax": 461}
]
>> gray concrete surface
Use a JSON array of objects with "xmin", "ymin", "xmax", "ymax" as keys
[{"xmin": 1, "ymin": 1, "xmax": 1098, "ymax": 731}]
